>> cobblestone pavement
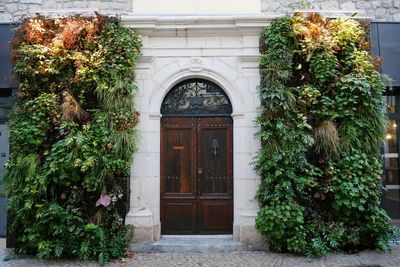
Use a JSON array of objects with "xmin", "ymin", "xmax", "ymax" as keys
[{"xmin": 0, "ymin": 244, "xmax": 399, "ymax": 267}]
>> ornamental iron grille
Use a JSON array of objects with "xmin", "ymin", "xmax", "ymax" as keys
[{"xmin": 161, "ymin": 79, "xmax": 232, "ymax": 117}]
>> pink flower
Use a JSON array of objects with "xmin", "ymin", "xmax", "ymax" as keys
[{"xmin": 96, "ymin": 194, "xmax": 111, "ymax": 207}]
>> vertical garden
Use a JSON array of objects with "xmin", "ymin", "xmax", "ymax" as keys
[
  {"xmin": 255, "ymin": 13, "xmax": 397, "ymax": 257},
  {"xmin": 3, "ymin": 15, "xmax": 141, "ymax": 264}
]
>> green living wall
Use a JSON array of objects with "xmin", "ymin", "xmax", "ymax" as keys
[
  {"xmin": 255, "ymin": 13, "xmax": 397, "ymax": 257},
  {"xmin": 3, "ymin": 15, "xmax": 141, "ymax": 264}
]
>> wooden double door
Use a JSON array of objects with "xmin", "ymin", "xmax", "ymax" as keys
[{"xmin": 161, "ymin": 117, "xmax": 233, "ymax": 234}]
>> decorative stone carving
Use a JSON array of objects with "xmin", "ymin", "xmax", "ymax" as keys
[{"xmin": 189, "ymin": 58, "xmax": 203, "ymax": 72}]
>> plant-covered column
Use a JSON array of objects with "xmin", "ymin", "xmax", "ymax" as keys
[
  {"xmin": 4, "ymin": 15, "xmax": 141, "ymax": 264},
  {"xmin": 255, "ymin": 13, "xmax": 397, "ymax": 257}
]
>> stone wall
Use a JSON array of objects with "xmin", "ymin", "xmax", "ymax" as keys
[
  {"xmin": 261, "ymin": 0, "xmax": 400, "ymax": 21},
  {"xmin": 0, "ymin": 0, "xmax": 132, "ymax": 22},
  {"xmin": 1, "ymin": 0, "xmax": 399, "ymax": 22},
  {"xmin": 124, "ymin": 15, "xmax": 267, "ymax": 245}
]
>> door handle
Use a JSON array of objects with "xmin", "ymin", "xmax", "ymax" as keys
[{"xmin": 197, "ymin": 168, "xmax": 203, "ymax": 174}]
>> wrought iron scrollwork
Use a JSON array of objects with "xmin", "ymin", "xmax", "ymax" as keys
[{"xmin": 161, "ymin": 79, "xmax": 232, "ymax": 117}]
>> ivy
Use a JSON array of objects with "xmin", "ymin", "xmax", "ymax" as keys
[
  {"xmin": 255, "ymin": 13, "xmax": 397, "ymax": 257},
  {"xmin": 4, "ymin": 15, "xmax": 141, "ymax": 265}
]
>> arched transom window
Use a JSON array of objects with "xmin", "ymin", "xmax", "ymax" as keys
[{"xmin": 161, "ymin": 79, "xmax": 232, "ymax": 117}]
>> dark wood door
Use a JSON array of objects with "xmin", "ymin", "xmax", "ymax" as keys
[{"xmin": 161, "ymin": 117, "xmax": 233, "ymax": 234}]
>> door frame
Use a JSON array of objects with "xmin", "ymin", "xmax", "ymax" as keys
[{"xmin": 160, "ymin": 116, "xmax": 233, "ymax": 234}]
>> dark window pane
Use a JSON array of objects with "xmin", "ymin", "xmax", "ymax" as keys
[
  {"xmin": 384, "ymin": 120, "xmax": 398, "ymax": 153},
  {"xmin": 384, "ymin": 188, "xmax": 400, "ymax": 221},
  {"xmin": 383, "ymin": 95, "xmax": 396, "ymax": 114}
]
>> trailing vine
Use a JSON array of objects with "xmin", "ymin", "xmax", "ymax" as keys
[
  {"xmin": 4, "ymin": 15, "xmax": 141, "ymax": 265},
  {"xmin": 255, "ymin": 13, "xmax": 397, "ymax": 257}
]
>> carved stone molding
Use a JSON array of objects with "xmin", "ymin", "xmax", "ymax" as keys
[{"xmin": 189, "ymin": 58, "xmax": 203, "ymax": 72}]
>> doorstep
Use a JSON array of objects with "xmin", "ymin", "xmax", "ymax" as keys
[{"xmin": 131, "ymin": 235, "xmax": 246, "ymax": 253}]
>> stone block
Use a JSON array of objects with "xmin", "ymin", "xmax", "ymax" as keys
[
  {"xmin": 131, "ymin": 153, "xmax": 151, "ymax": 177},
  {"xmin": 13, "ymin": 10, "xmax": 29, "ymax": 17},
  {"xmin": 239, "ymin": 226, "xmax": 266, "ymax": 249},
  {"xmin": 153, "ymin": 223, "xmax": 161, "ymax": 241},
  {"xmin": 88, "ymin": 1, "xmax": 113, "ymax": 10},
  {"xmin": 392, "ymin": 12, "xmax": 400, "ymax": 20},
  {"xmin": 211, "ymin": 58, "xmax": 239, "ymax": 83},
  {"xmin": 17, "ymin": 3, "xmax": 29, "ymax": 11},
  {"xmin": 381, "ymin": 0, "xmax": 393, "ymax": 9},
  {"xmin": 233, "ymin": 127, "xmax": 250, "ymax": 153},
  {"xmin": 131, "ymin": 226, "xmax": 154, "ymax": 243},
  {"xmin": 339, "ymin": 0, "xmax": 356, "ymax": 9},
  {"xmin": 0, "ymin": 5, "xmax": 5, "ymax": 13},
  {"xmin": 20, "ymin": 0, "xmax": 42, "ymax": 4},
  {"xmin": 0, "ymin": 13, "xmax": 13, "ymax": 22},
  {"xmin": 61, "ymin": 2, "xmax": 73, "ymax": 8},
  {"xmin": 5, "ymin": 3, "xmax": 18, "ymax": 13},
  {"xmin": 72, "ymin": 1, "xmax": 88, "ymax": 8},
  {"xmin": 42, "ymin": 0, "xmax": 59, "ymax": 9},
  {"xmin": 357, "ymin": 1, "xmax": 372, "ymax": 9},
  {"xmin": 260, "ymin": 1, "xmax": 281, "ymax": 13},
  {"xmin": 319, "ymin": 1, "xmax": 339, "ymax": 10},
  {"xmin": 375, "ymin": 8, "xmax": 388, "ymax": 19}
]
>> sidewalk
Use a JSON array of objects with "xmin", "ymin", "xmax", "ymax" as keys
[{"xmin": 0, "ymin": 243, "xmax": 399, "ymax": 266}]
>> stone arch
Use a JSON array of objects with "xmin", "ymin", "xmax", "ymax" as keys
[{"xmin": 148, "ymin": 69, "xmax": 244, "ymax": 117}]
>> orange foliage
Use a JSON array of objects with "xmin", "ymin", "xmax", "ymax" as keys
[{"xmin": 12, "ymin": 14, "xmax": 107, "ymax": 61}]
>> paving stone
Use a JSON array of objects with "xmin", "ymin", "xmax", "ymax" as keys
[{"xmin": 1, "ymin": 243, "xmax": 400, "ymax": 267}]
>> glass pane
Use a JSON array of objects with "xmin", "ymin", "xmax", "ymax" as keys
[
  {"xmin": 384, "ymin": 189, "xmax": 400, "ymax": 221},
  {"xmin": 385, "ymin": 158, "xmax": 399, "ymax": 185},
  {"xmin": 384, "ymin": 120, "xmax": 398, "ymax": 153},
  {"xmin": 384, "ymin": 120, "xmax": 399, "ymax": 185},
  {"xmin": 383, "ymin": 118, "xmax": 400, "ymax": 221},
  {"xmin": 383, "ymin": 95, "xmax": 396, "ymax": 114}
]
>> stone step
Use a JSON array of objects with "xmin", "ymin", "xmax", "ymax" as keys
[{"xmin": 132, "ymin": 235, "xmax": 246, "ymax": 253}]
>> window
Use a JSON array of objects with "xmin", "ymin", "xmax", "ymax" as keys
[
  {"xmin": 161, "ymin": 79, "xmax": 232, "ymax": 117},
  {"xmin": 383, "ymin": 93, "xmax": 400, "ymax": 225}
]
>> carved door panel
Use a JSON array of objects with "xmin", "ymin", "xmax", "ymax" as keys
[
  {"xmin": 197, "ymin": 117, "xmax": 233, "ymax": 234},
  {"xmin": 161, "ymin": 118, "xmax": 197, "ymax": 234},
  {"xmin": 161, "ymin": 117, "xmax": 233, "ymax": 234}
]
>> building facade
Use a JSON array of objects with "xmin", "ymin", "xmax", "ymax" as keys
[
  {"xmin": 1, "ymin": 0, "xmax": 400, "ymax": 245},
  {"xmin": 1, "ymin": 0, "xmax": 400, "ymax": 22}
]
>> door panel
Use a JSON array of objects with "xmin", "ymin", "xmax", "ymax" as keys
[
  {"xmin": 164, "ymin": 128, "xmax": 194, "ymax": 193},
  {"xmin": 161, "ymin": 118, "xmax": 196, "ymax": 234},
  {"xmin": 161, "ymin": 117, "xmax": 233, "ymax": 234},
  {"xmin": 197, "ymin": 117, "xmax": 233, "ymax": 234},
  {"xmin": 198, "ymin": 127, "xmax": 230, "ymax": 195},
  {"xmin": 162, "ymin": 200, "xmax": 197, "ymax": 234},
  {"xmin": 198, "ymin": 200, "xmax": 232, "ymax": 234}
]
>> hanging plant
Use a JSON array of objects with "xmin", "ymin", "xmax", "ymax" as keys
[
  {"xmin": 255, "ymin": 13, "xmax": 397, "ymax": 257},
  {"xmin": 4, "ymin": 14, "xmax": 141, "ymax": 265}
]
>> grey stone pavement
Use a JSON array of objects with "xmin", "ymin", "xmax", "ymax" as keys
[{"xmin": 0, "ymin": 240, "xmax": 399, "ymax": 267}]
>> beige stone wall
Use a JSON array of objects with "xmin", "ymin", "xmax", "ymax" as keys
[
  {"xmin": 1, "ymin": 0, "xmax": 400, "ymax": 22},
  {"xmin": 123, "ymin": 15, "xmax": 269, "ymax": 245}
]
